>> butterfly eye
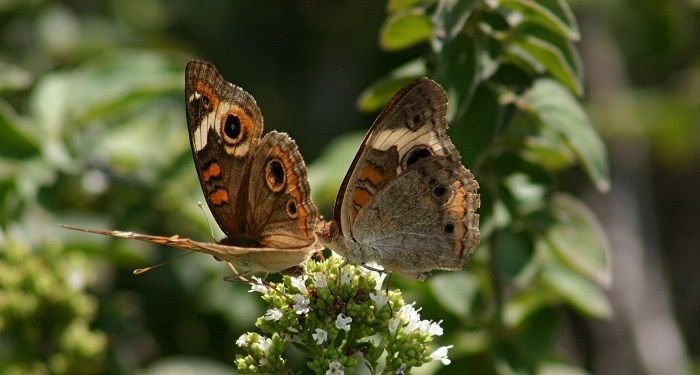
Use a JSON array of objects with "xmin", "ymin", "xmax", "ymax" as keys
[
  {"xmin": 286, "ymin": 199, "xmax": 299, "ymax": 218},
  {"xmin": 224, "ymin": 114, "xmax": 242, "ymax": 140},
  {"xmin": 443, "ymin": 223, "xmax": 455, "ymax": 234},
  {"xmin": 432, "ymin": 185, "xmax": 447, "ymax": 197},
  {"xmin": 403, "ymin": 146, "xmax": 432, "ymax": 169},
  {"xmin": 265, "ymin": 159, "xmax": 286, "ymax": 192}
]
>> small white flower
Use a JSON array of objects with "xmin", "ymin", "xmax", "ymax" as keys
[
  {"xmin": 236, "ymin": 334, "xmax": 247, "ymax": 347},
  {"xmin": 335, "ymin": 313, "xmax": 352, "ymax": 332},
  {"xmin": 369, "ymin": 292, "xmax": 389, "ymax": 309},
  {"xmin": 326, "ymin": 360, "xmax": 344, "ymax": 375},
  {"xmin": 249, "ymin": 276, "xmax": 267, "ymax": 293},
  {"xmin": 396, "ymin": 363, "xmax": 407, "ymax": 374},
  {"xmin": 430, "ymin": 345, "xmax": 453, "ymax": 365},
  {"xmin": 339, "ymin": 268, "xmax": 353, "ymax": 285},
  {"xmin": 312, "ymin": 328, "xmax": 328, "ymax": 344},
  {"xmin": 373, "ymin": 271, "xmax": 387, "ymax": 291},
  {"xmin": 291, "ymin": 276, "xmax": 308, "ymax": 295},
  {"xmin": 263, "ymin": 307, "xmax": 283, "ymax": 321},
  {"xmin": 292, "ymin": 294, "xmax": 311, "ymax": 314},
  {"xmin": 313, "ymin": 273, "xmax": 328, "ymax": 288},
  {"xmin": 428, "ymin": 320, "xmax": 443, "ymax": 336},
  {"xmin": 255, "ymin": 336, "xmax": 272, "ymax": 354},
  {"xmin": 388, "ymin": 317, "xmax": 401, "ymax": 334}
]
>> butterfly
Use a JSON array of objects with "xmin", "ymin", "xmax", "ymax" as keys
[
  {"xmin": 314, "ymin": 77, "xmax": 480, "ymax": 280},
  {"xmin": 64, "ymin": 60, "xmax": 320, "ymax": 275}
]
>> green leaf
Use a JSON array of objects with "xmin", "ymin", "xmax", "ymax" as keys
[
  {"xmin": 503, "ymin": 289, "xmax": 553, "ymax": 328},
  {"xmin": 498, "ymin": 0, "xmax": 580, "ymax": 41},
  {"xmin": 519, "ymin": 79, "xmax": 610, "ymax": 191},
  {"xmin": 507, "ymin": 23, "xmax": 584, "ymax": 96},
  {"xmin": 0, "ymin": 99, "xmax": 40, "ymax": 159},
  {"xmin": 435, "ymin": 32, "xmax": 479, "ymax": 120},
  {"xmin": 541, "ymin": 263, "xmax": 612, "ymax": 319},
  {"xmin": 433, "ymin": 0, "xmax": 478, "ymax": 40},
  {"xmin": 494, "ymin": 228, "xmax": 534, "ymax": 279},
  {"xmin": 520, "ymin": 116, "xmax": 577, "ymax": 172},
  {"xmin": 546, "ymin": 193, "xmax": 610, "ymax": 286},
  {"xmin": 356, "ymin": 59, "xmax": 426, "ymax": 112},
  {"xmin": 380, "ymin": 11, "xmax": 433, "ymax": 51},
  {"xmin": 450, "ymin": 84, "xmax": 500, "ymax": 168},
  {"xmin": 511, "ymin": 307, "xmax": 560, "ymax": 360},
  {"xmin": 429, "ymin": 272, "xmax": 479, "ymax": 317}
]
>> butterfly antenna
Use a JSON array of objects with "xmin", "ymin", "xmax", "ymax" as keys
[
  {"xmin": 133, "ymin": 251, "xmax": 195, "ymax": 275},
  {"xmin": 198, "ymin": 201, "xmax": 217, "ymax": 241},
  {"xmin": 224, "ymin": 262, "xmax": 252, "ymax": 284}
]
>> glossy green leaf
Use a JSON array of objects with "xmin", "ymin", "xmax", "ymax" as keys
[
  {"xmin": 508, "ymin": 23, "xmax": 583, "ymax": 96},
  {"xmin": 429, "ymin": 272, "xmax": 479, "ymax": 317},
  {"xmin": 498, "ymin": 0, "xmax": 580, "ymax": 41},
  {"xmin": 433, "ymin": 0, "xmax": 478, "ymax": 39},
  {"xmin": 519, "ymin": 79, "xmax": 610, "ymax": 191},
  {"xmin": 521, "ymin": 118, "xmax": 577, "ymax": 172},
  {"xmin": 541, "ymin": 263, "xmax": 612, "ymax": 319},
  {"xmin": 356, "ymin": 59, "xmax": 426, "ymax": 112},
  {"xmin": 546, "ymin": 193, "xmax": 610, "ymax": 286},
  {"xmin": 380, "ymin": 11, "xmax": 433, "ymax": 51},
  {"xmin": 0, "ymin": 99, "xmax": 39, "ymax": 159}
]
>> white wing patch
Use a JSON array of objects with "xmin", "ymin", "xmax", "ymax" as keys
[
  {"xmin": 192, "ymin": 111, "xmax": 218, "ymax": 152},
  {"xmin": 372, "ymin": 128, "xmax": 447, "ymax": 173}
]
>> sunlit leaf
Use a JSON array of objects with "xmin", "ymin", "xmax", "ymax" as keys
[
  {"xmin": 541, "ymin": 263, "xmax": 612, "ymax": 319},
  {"xmin": 497, "ymin": 0, "xmax": 580, "ymax": 41},
  {"xmin": 357, "ymin": 59, "xmax": 426, "ymax": 112},
  {"xmin": 433, "ymin": 0, "xmax": 478, "ymax": 39},
  {"xmin": 0, "ymin": 61, "xmax": 32, "ymax": 91},
  {"xmin": 519, "ymin": 79, "xmax": 610, "ymax": 191},
  {"xmin": 429, "ymin": 272, "xmax": 479, "ymax": 317},
  {"xmin": 507, "ymin": 23, "xmax": 583, "ymax": 96},
  {"xmin": 546, "ymin": 193, "xmax": 610, "ymax": 286},
  {"xmin": 380, "ymin": 10, "xmax": 433, "ymax": 51}
]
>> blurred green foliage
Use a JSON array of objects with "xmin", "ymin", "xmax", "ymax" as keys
[{"xmin": 0, "ymin": 0, "xmax": 697, "ymax": 374}]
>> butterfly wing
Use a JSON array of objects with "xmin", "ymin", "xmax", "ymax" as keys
[
  {"xmin": 334, "ymin": 77, "xmax": 461, "ymax": 237},
  {"xmin": 61, "ymin": 225, "xmax": 313, "ymax": 274},
  {"xmin": 244, "ymin": 131, "xmax": 319, "ymax": 249},
  {"xmin": 350, "ymin": 156, "xmax": 480, "ymax": 278},
  {"xmin": 185, "ymin": 60, "xmax": 264, "ymax": 237}
]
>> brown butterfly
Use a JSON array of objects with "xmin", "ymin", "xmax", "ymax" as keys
[
  {"xmin": 65, "ymin": 60, "xmax": 320, "ymax": 275},
  {"xmin": 315, "ymin": 78, "xmax": 480, "ymax": 279}
]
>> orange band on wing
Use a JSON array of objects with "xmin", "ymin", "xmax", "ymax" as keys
[
  {"xmin": 358, "ymin": 164, "xmax": 385, "ymax": 187},
  {"xmin": 271, "ymin": 145, "xmax": 311, "ymax": 235},
  {"xmin": 210, "ymin": 188, "xmax": 229, "ymax": 206},
  {"xmin": 195, "ymin": 81, "xmax": 220, "ymax": 110},
  {"xmin": 351, "ymin": 187, "xmax": 373, "ymax": 208},
  {"xmin": 202, "ymin": 162, "xmax": 222, "ymax": 182}
]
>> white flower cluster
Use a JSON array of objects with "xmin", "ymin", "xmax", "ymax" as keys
[{"xmin": 389, "ymin": 302, "xmax": 452, "ymax": 365}]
